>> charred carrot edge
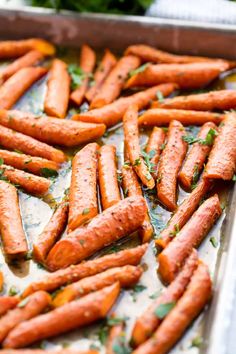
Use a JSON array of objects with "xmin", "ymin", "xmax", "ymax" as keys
[
  {"xmin": 90, "ymin": 55, "xmax": 141, "ymax": 109},
  {"xmin": 3, "ymin": 283, "xmax": 120, "ymax": 349},
  {"xmin": 146, "ymin": 126, "xmax": 166, "ymax": 178},
  {"xmin": 158, "ymin": 194, "xmax": 222, "ymax": 284},
  {"xmin": 0, "ymin": 67, "xmax": 47, "ymax": 109},
  {"xmin": 98, "ymin": 145, "xmax": 121, "ymax": 210},
  {"xmin": 0, "ymin": 297, "xmax": 19, "ymax": 317},
  {"xmin": 44, "ymin": 59, "xmax": 71, "ymax": 118},
  {"xmin": 68, "ymin": 143, "xmax": 99, "ymax": 232},
  {"xmin": 106, "ymin": 317, "xmax": 125, "ymax": 354},
  {"xmin": 132, "ymin": 262, "xmax": 212, "ymax": 354},
  {"xmin": 70, "ymin": 44, "xmax": 96, "ymax": 106},
  {"xmin": 0, "ymin": 350, "xmax": 98, "ymax": 354},
  {"xmin": 0, "ymin": 38, "xmax": 55, "ymax": 58},
  {"xmin": 46, "ymin": 196, "xmax": 147, "ymax": 270},
  {"xmin": 157, "ymin": 120, "xmax": 187, "ymax": 211}
]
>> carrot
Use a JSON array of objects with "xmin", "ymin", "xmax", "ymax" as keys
[
  {"xmin": 46, "ymin": 196, "xmax": 147, "ymax": 270},
  {"xmin": 0, "ymin": 351, "xmax": 98, "ymax": 354},
  {"xmin": 179, "ymin": 122, "xmax": 218, "ymax": 190},
  {"xmin": 138, "ymin": 108, "xmax": 223, "ymax": 126},
  {"xmin": 33, "ymin": 200, "xmax": 69, "ymax": 264},
  {"xmin": 3, "ymin": 283, "xmax": 120, "ymax": 349},
  {"xmin": 204, "ymin": 114, "xmax": 236, "ymax": 180},
  {"xmin": 145, "ymin": 127, "xmax": 165, "ymax": 177},
  {"xmin": 132, "ymin": 262, "xmax": 212, "ymax": 354},
  {"xmin": 155, "ymin": 179, "xmax": 211, "ymax": 249},
  {"xmin": 68, "ymin": 143, "xmax": 99, "ymax": 232},
  {"xmin": 70, "ymin": 44, "xmax": 96, "ymax": 106},
  {"xmin": 0, "ymin": 181, "xmax": 28, "ymax": 258},
  {"xmin": 157, "ymin": 120, "xmax": 187, "ymax": 211},
  {"xmin": 125, "ymin": 62, "xmax": 229, "ymax": 89},
  {"xmin": 22, "ymin": 244, "xmax": 147, "ymax": 297},
  {"xmin": 44, "ymin": 59, "xmax": 70, "ymax": 118},
  {"xmin": 0, "ymin": 124, "xmax": 66, "ymax": 163},
  {"xmin": 90, "ymin": 55, "xmax": 141, "ymax": 109},
  {"xmin": 0, "ymin": 67, "xmax": 47, "ymax": 109},
  {"xmin": 106, "ymin": 319, "xmax": 125, "ymax": 354},
  {"xmin": 99, "ymin": 145, "xmax": 121, "ymax": 210},
  {"xmin": 0, "ymin": 297, "xmax": 19, "ymax": 317},
  {"xmin": 0, "ymin": 291, "xmax": 51, "ymax": 343},
  {"xmin": 86, "ymin": 49, "xmax": 117, "ymax": 102},
  {"xmin": 72, "ymin": 83, "xmax": 177, "ymax": 127},
  {"xmin": 131, "ymin": 249, "xmax": 198, "ymax": 347},
  {"xmin": 52, "ymin": 265, "xmax": 142, "ymax": 307},
  {"xmin": 0, "ymin": 270, "xmax": 3, "ymax": 291},
  {"xmin": 158, "ymin": 194, "xmax": 222, "ymax": 284},
  {"xmin": 0, "ymin": 38, "xmax": 55, "ymax": 58}
]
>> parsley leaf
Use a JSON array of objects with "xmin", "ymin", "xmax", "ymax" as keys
[
  {"xmin": 17, "ymin": 298, "xmax": 29, "ymax": 308},
  {"xmin": 129, "ymin": 63, "xmax": 150, "ymax": 77},
  {"xmin": 82, "ymin": 208, "xmax": 90, "ymax": 215},
  {"xmin": 156, "ymin": 90, "xmax": 164, "ymax": 103},
  {"xmin": 155, "ymin": 302, "xmax": 176, "ymax": 319},
  {"xmin": 0, "ymin": 158, "xmax": 4, "ymax": 165},
  {"xmin": 169, "ymin": 224, "xmax": 180, "ymax": 237},
  {"xmin": 41, "ymin": 168, "xmax": 58, "ymax": 178},
  {"xmin": 107, "ymin": 316, "xmax": 128, "ymax": 326},
  {"xmin": 133, "ymin": 158, "xmax": 141, "ymax": 166},
  {"xmin": 130, "ymin": 284, "xmax": 147, "ymax": 302},
  {"xmin": 191, "ymin": 335, "xmax": 203, "ymax": 348},
  {"xmin": 68, "ymin": 64, "xmax": 86, "ymax": 90},
  {"xmin": 232, "ymin": 174, "xmax": 236, "ymax": 181},
  {"xmin": 210, "ymin": 236, "xmax": 218, "ymax": 248},
  {"xmin": 141, "ymin": 150, "xmax": 156, "ymax": 174}
]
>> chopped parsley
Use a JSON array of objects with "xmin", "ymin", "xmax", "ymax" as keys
[
  {"xmin": 68, "ymin": 64, "xmax": 86, "ymax": 90},
  {"xmin": 156, "ymin": 90, "xmax": 165, "ymax": 103},
  {"xmin": 82, "ymin": 208, "xmax": 90, "ymax": 215},
  {"xmin": 169, "ymin": 224, "xmax": 180, "ymax": 237},
  {"xmin": 41, "ymin": 168, "xmax": 58, "ymax": 178},
  {"xmin": 183, "ymin": 128, "xmax": 218, "ymax": 146},
  {"xmin": 191, "ymin": 335, "xmax": 203, "ymax": 348},
  {"xmin": 129, "ymin": 63, "xmax": 150, "ymax": 77},
  {"xmin": 210, "ymin": 236, "xmax": 218, "ymax": 248},
  {"xmin": 155, "ymin": 302, "xmax": 176, "ymax": 319}
]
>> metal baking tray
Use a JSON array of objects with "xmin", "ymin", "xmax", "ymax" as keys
[{"xmin": 0, "ymin": 7, "xmax": 236, "ymax": 354}]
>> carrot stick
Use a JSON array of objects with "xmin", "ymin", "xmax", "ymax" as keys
[
  {"xmin": 155, "ymin": 179, "xmax": 211, "ymax": 249},
  {"xmin": 33, "ymin": 200, "xmax": 69, "ymax": 264},
  {"xmin": 44, "ymin": 59, "xmax": 70, "ymax": 118},
  {"xmin": 106, "ymin": 318, "xmax": 125, "ymax": 354},
  {"xmin": 68, "ymin": 143, "xmax": 99, "ymax": 232},
  {"xmin": 146, "ymin": 127, "xmax": 165, "ymax": 177},
  {"xmin": 72, "ymin": 83, "xmax": 177, "ymax": 127},
  {"xmin": 0, "ymin": 269, "xmax": 3, "ymax": 291},
  {"xmin": 86, "ymin": 49, "xmax": 117, "ymax": 102},
  {"xmin": 98, "ymin": 145, "xmax": 121, "ymax": 210},
  {"xmin": 0, "ymin": 297, "xmax": 19, "ymax": 317},
  {"xmin": 90, "ymin": 55, "xmax": 141, "ymax": 109},
  {"xmin": 0, "ymin": 124, "xmax": 66, "ymax": 163},
  {"xmin": 179, "ymin": 122, "xmax": 218, "ymax": 190},
  {"xmin": 204, "ymin": 114, "xmax": 236, "ymax": 180},
  {"xmin": 0, "ymin": 291, "xmax": 51, "ymax": 343},
  {"xmin": 0, "ymin": 351, "xmax": 98, "ymax": 354},
  {"xmin": 46, "ymin": 196, "xmax": 147, "ymax": 270},
  {"xmin": 70, "ymin": 44, "xmax": 96, "ymax": 106},
  {"xmin": 0, "ymin": 181, "xmax": 28, "ymax": 258},
  {"xmin": 52, "ymin": 265, "xmax": 142, "ymax": 307},
  {"xmin": 131, "ymin": 249, "xmax": 198, "ymax": 347},
  {"xmin": 158, "ymin": 194, "xmax": 222, "ymax": 284},
  {"xmin": 3, "ymin": 283, "xmax": 120, "ymax": 349},
  {"xmin": 157, "ymin": 120, "xmax": 187, "ymax": 211},
  {"xmin": 0, "ymin": 67, "xmax": 47, "ymax": 109},
  {"xmin": 125, "ymin": 62, "xmax": 229, "ymax": 89},
  {"xmin": 132, "ymin": 262, "xmax": 212, "ymax": 354},
  {"xmin": 22, "ymin": 244, "xmax": 147, "ymax": 297},
  {"xmin": 138, "ymin": 108, "xmax": 223, "ymax": 126},
  {"xmin": 0, "ymin": 38, "xmax": 55, "ymax": 58}
]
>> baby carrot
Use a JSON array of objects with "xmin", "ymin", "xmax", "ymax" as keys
[
  {"xmin": 0, "ymin": 297, "xmax": 19, "ymax": 317},
  {"xmin": 0, "ymin": 270, "xmax": 3, "ymax": 291},
  {"xmin": 145, "ymin": 127, "xmax": 165, "ymax": 177},
  {"xmin": 0, "ymin": 38, "xmax": 55, "ymax": 58}
]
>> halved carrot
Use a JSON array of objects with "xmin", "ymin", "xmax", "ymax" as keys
[
  {"xmin": 0, "ymin": 181, "xmax": 28, "ymax": 258},
  {"xmin": 133, "ymin": 262, "xmax": 212, "ymax": 354},
  {"xmin": 0, "ymin": 297, "xmax": 19, "ymax": 317},
  {"xmin": 3, "ymin": 283, "xmax": 120, "ymax": 349},
  {"xmin": 0, "ymin": 67, "xmax": 47, "ymax": 109},
  {"xmin": 90, "ymin": 55, "xmax": 141, "ymax": 109},
  {"xmin": 44, "ymin": 59, "xmax": 70, "ymax": 118},
  {"xmin": 0, "ymin": 38, "xmax": 55, "ymax": 58},
  {"xmin": 146, "ymin": 127, "xmax": 165, "ymax": 177},
  {"xmin": 70, "ymin": 44, "xmax": 96, "ymax": 106},
  {"xmin": 0, "ymin": 351, "xmax": 98, "ymax": 354},
  {"xmin": 0, "ymin": 109, "xmax": 106, "ymax": 147},
  {"xmin": 22, "ymin": 244, "xmax": 147, "ymax": 297},
  {"xmin": 46, "ymin": 196, "xmax": 147, "ymax": 270},
  {"xmin": 0, "ymin": 270, "xmax": 3, "ymax": 291},
  {"xmin": 158, "ymin": 194, "xmax": 222, "ymax": 284},
  {"xmin": 99, "ymin": 145, "xmax": 121, "ymax": 210},
  {"xmin": 106, "ymin": 317, "xmax": 125, "ymax": 354},
  {"xmin": 204, "ymin": 114, "xmax": 236, "ymax": 180},
  {"xmin": 33, "ymin": 200, "xmax": 69, "ymax": 264},
  {"xmin": 157, "ymin": 120, "xmax": 187, "ymax": 211},
  {"xmin": 68, "ymin": 143, "xmax": 99, "ymax": 232},
  {"xmin": 72, "ymin": 83, "xmax": 177, "ymax": 127}
]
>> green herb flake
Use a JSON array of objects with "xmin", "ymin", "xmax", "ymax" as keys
[
  {"xmin": 141, "ymin": 150, "xmax": 155, "ymax": 173},
  {"xmin": 169, "ymin": 224, "xmax": 180, "ymax": 237},
  {"xmin": 133, "ymin": 158, "xmax": 141, "ymax": 166},
  {"xmin": 107, "ymin": 316, "xmax": 129, "ymax": 326},
  {"xmin": 191, "ymin": 335, "xmax": 203, "ymax": 348},
  {"xmin": 112, "ymin": 336, "xmax": 131, "ymax": 354},
  {"xmin": 41, "ymin": 168, "xmax": 58, "ymax": 178},
  {"xmin": 117, "ymin": 174, "xmax": 123, "ymax": 183},
  {"xmin": 149, "ymin": 290, "xmax": 161, "ymax": 299},
  {"xmin": 130, "ymin": 284, "xmax": 147, "ymax": 302},
  {"xmin": 82, "ymin": 208, "xmax": 90, "ymax": 215},
  {"xmin": 17, "ymin": 298, "xmax": 29, "ymax": 308},
  {"xmin": 8, "ymin": 285, "xmax": 19, "ymax": 296},
  {"xmin": 156, "ymin": 90, "xmax": 164, "ymax": 103},
  {"xmin": 123, "ymin": 161, "xmax": 131, "ymax": 168},
  {"xmin": 68, "ymin": 64, "xmax": 86, "ymax": 90},
  {"xmin": 191, "ymin": 164, "xmax": 199, "ymax": 190},
  {"xmin": 0, "ymin": 158, "xmax": 4, "ymax": 165},
  {"xmin": 129, "ymin": 63, "xmax": 150, "ymax": 77},
  {"xmin": 232, "ymin": 174, "xmax": 236, "ymax": 182},
  {"xmin": 204, "ymin": 128, "xmax": 218, "ymax": 146},
  {"xmin": 155, "ymin": 302, "xmax": 176, "ymax": 319},
  {"xmin": 210, "ymin": 236, "xmax": 218, "ymax": 248}
]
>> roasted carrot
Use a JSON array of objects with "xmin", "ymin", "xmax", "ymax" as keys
[
  {"xmin": 0, "ymin": 270, "xmax": 3, "ymax": 291},
  {"xmin": 204, "ymin": 114, "xmax": 236, "ymax": 180},
  {"xmin": 0, "ymin": 291, "xmax": 51, "ymax": 343},
  {"xmin": 86, "ymin": 49, "xmax": 117, "ymax": 102},
  {"xmin": 145, "ymin": 127, "xmax": 165, "ymax": 177},
  {"xmin": 3, "ymin": 283, "xmax": 120, "ymax": 349},
  {"xmin": 131, "ymin": 249, "xmax": 198, "ymax": 347},
  {"xmin": 133, "ymin": 262, "xmax": 212, "ymax": 354},
  {"xmin": 158, "ymin": 194, "xmax": 222, "ymax": 283},
  {"xmin": 179, "ymin": 122, "xmax": 218, "ymax": 190},
  {"xmin": 0, "ymin": 297, "xmax": 19, "ymax": 317},
  {"xmin": 33, "ymin": 200, "xmax": 69, "ymax": 264},
  {"xmin": 0, "ymin": 351, "xmax": 98, "ymax": 354},
  {"xmin": 52, "ymin": 265, "xmax": 142, "ymax": 307},
  {"xmin": 90, "ymin": 55, "xmax": 141, "ymax": 109},
  {"xmin": 157, "ymin": 120, "xmax": 187, "ymax": 211},
  {"xmin": 0, "ymin": 67, "xmax": 47, "ymax": 109},
  {"xmin": 0, "ymin": 181, "xmax": 28, "ymax": 258},
  {"xmin": 106, "ymin": 318, "xmax": 125, "ymax": 354},
  {"xmin": 23, "ymin": 244, "xmax": 147, "ymax": 297},
  {"xmin": 46, "ymin": 196, "xmax": 147, "ymax": 270},
  {"xmin": 72, "ymin": 83, "xmax": 177, "ymax": 126},
  {"xmin": 44, "ymin": 59, "xmax": 70, "ymax": 118},
  {"xmin": 70, "ymin": 44, "xmax": 96, "ymax": 106},
  {"xmin": 99, "ymin": 145, "xmax": 121, "ymax": 210},
  {"xmin": 0, "ymin": 38, "xmax": 55, "ymax": 58},
  {"xmin": 68, "ymin": 143, "xmax": 99, "ymax": 231}
]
